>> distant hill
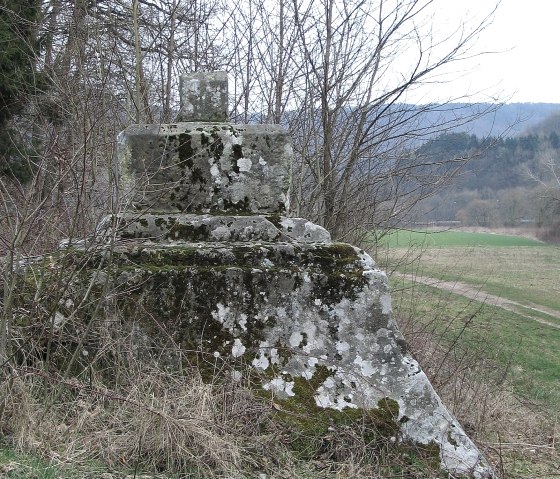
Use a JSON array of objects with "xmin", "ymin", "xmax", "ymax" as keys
[
  {"xmin": 522, "ymin": 110, "xmax": 560, "ymax": 137},
  {"xmin": 423, "ymin": 102, "xmax": 560, "ymax": 138},
  {"xmin": 411, "ymin": 110, "xmax": 560, "ymax": 227}
]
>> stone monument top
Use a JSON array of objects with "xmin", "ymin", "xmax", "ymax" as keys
[
  {"xmin": 178, "ymin": 71, "xmax": 229, "ymax": 122},
  {"xmin": 116, "ymin": 71, "xmax": 291, "ymax": 214}
]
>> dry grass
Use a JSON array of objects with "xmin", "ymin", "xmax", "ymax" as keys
[
  {"xmin": 1, "ymin": 311, "xmax": 283, "ymax": 478},
  {"xmin": 2, "ymin": 364, "xmax": 267, "ymax": 477},
  {"xmin": 0, "ymin": 361, "xmax": 453, "ymax": 479}
]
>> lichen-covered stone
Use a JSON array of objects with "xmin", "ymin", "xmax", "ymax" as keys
[
  {"xmin": 17, "ymin": 72, "xmax": 494, "ymax": 478},
  {"xmin": 178, "ymin": 71, "xmax": 228, "ymax": 122},
  {"xmin": 96, "ymin": 213, "xmax": 331, "ymax": 244},
  {"xmin": 24, "ymin": 237, "xmax": 492, "ymax": 478},
  {"xmin": 116, "ymin": 123, "xmax": 291, "ymax": 214}
]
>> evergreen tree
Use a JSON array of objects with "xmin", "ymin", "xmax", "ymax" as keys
[{"xmin": 0, "ymin": 0, "xmax": 39, "ymax": 180}]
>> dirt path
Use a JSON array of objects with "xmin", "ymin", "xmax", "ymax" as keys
[{"xmin": 393, "ymin": 273, "xmax": 560, "ymax": 330}]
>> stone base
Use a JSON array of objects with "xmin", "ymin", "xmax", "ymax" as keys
[
  {"xmin": 97, "ymin": 213, "xmax": 331, "ymax": 244},
  {"xmin": 30, "ymin": 222, "xmax": 492, "ymax": 478}
]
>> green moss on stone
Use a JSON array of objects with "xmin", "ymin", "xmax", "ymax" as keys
[
  {"xmin": 165, "ymin": 222, "xmax": 211, "ymax": 241},
  {"xmin": 272, "ymin": 388, "xmax": 405, "ymax": 461},
  {"xmin": 231, "ymin": 144, "xmax": 243, "ymax": 174}
]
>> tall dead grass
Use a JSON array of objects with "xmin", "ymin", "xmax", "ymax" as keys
[
  {"xmin": 1, "ymin": 314, "xmax": 281, "ymax": 478},
  {"xmin": 1, "ymin": 297, "xmax": 477, "ymax": 479}
]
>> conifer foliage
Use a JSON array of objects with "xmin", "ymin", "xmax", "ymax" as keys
[{"xmin": 0, "ymin": 0, "xmax": 39, "ymax": 180}]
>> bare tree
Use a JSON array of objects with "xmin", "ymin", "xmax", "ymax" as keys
[
  {"xmin": 1, "ymin": 0, "xmax": 500, "ymax": 358},
  {"xmin": 223, "ymin": 0, "xmax": 498, "ymax": 242}
]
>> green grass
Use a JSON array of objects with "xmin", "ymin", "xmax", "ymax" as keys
[
  {"xmin": 377, "ymin": 229, "xmax": 560, "ymax": 410},
  {"xmin": 391, "ymin": 277, "xmax": 560, "ymax": 408},
  {"xmin": 0, "ymin": 448, "xmax": 69, "ymax": 479},
  {"xmin": 514, "ymin": 304, "xmax": 560, "ymax": 326},
  {"xmin": 387, "ymin": 245, "xmax": 560, "ymax": 312},
  {"xmin": 0, "ymin": 445, "xmax": 147, "ymax": 479},
  {"xmin": 376, "ymin": 229, "xmax": 544, "ymax": 248}
]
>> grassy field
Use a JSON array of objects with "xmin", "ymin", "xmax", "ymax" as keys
[
  {"xmin": 378, "ymin": 231, "xmax": 560, "ymax": 404},
  {"xmin": 375, "ymin": 230, "xmax": 560, "ymax": 312},
  {"xmin": 372, "ymin": 229, "xmax": 560, "ymax": 477},
  {"xmin": 391, "ymin": 275, "xmax": 560, "ymax": 406},
  {"xmin": 377, "ymin": 229, "xmax": 545, "ymax": 248},
  {"xmin": 372, "ymin": 230, "xmax": 560, "ymax": 396},
  {"xmin": 374, "ymin": 230, "xmax": 560, "ymax": 404}
]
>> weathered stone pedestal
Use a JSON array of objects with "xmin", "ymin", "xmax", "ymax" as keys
[{"xmin": 32, "ymin": 73, "xmax": 493, "ymax": 477}]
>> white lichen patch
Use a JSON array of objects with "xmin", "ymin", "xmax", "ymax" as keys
[
  {"xmin": 353, "ymin": 355, "xmax": 376, "ymax": 377},
  {"xmin": 238, "ymin": 313, "xmax": 248, "ymax": 331},
  {"xmin": 211, "ymin": 303, "xmax": 235, "ymax": 331},
  {"xmin": 252, "ymin": 352, "xmax": 270, "ymax": 370},
  {"xmin": 52, "ymin": 311, "xmax": 66, "ymax": 331},
  {"xmin": 269, "ymin": 348, "xmax": 280, "ymax": 365},
  {"xmin": 315, "ymin": 376, "xmax": 338, "ymax": 408},
  {"xmin": 315, "ymin": 391, "xmax": 331, "ymax": 408},
  {"xmin": 357, "ymin": 250, "xmax": 376, "ymax": 270},
  {"xmin": 211, "ymin": 225, "xmax": 230, "ymax": 240},
  {"xmin": 303, "ymin": 221, "xmax": 330, "ymax": 241},
  {"xmin": 210, "ymin": 87, "xmax": 222, "ymax": 106},
  {"xmin": 289, "ymin": 331, "xmax": 303, "ymax": 347},
  {"xmin": 300, "ymin": 320, "xmax": 322, "ymax": 353},
  {"xmin": 237, "ymin": 157, "xmax": 252, "ymax": 172},
  {"xmin": 336, "ymin": 340, "xmax": 350, "ymax": 353},
  {"xmin": 231, "ymin": 338, "xmax": 246, "ymax": 357},
  {"xmin": 263, "ymin": 377, "xmax": 295, "ymax": 398},
  {"xmin": 261, "ymin": 258, "xmax": 274, "ymax": 268},
  {"xmin": 280, "ymin": 218, "xmax": 294, "ymax": 230},
  {"xmin": 380, "ymin": 292, "xmax": 392, "ymax": 315},
  {"xmin": 186, "ymin": 78, "xmax": 200, "ymax": 94},
  {"xmin": 209, "ymin": 160, "xmax": 222, "ymax": 185}
]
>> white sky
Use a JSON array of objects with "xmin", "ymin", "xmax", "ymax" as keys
[{"xmin": 415, "ymin": 0, "xmax": 560, "ymax": 104}]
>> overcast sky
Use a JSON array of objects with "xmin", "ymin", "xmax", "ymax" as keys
[{"xmin": 414, "ymin": 0, "xmax": 559, "ymax": 104}]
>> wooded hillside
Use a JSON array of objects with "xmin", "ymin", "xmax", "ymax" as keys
[{"xmin": 410, "ymin": 109, "xmax": 560, "ymax": 241}]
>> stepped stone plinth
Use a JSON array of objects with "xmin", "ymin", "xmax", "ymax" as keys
[{"xmin": 21, "ymin": 72, "xmax": 493, "ymax": 478}]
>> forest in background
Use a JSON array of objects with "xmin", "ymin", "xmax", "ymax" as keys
[{"xmin": 411, "ymin": 109, "xmax": 560, "ymax": 241}]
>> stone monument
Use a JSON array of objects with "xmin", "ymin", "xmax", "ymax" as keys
[{"xmin": 37, "ymin": 72, "xmax": 493, "ymax": 477}]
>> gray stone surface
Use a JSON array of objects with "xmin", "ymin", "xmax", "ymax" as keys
[
  {"xmin": 44, "ymin": 238, "xmax": 492, "ymax": 478},
  {"xmin": 116, "ymin": 123, "xmax": 291, "ymax": 214},
  {"xmin": 178, "ymin": 71, "xmax": 228, "ymax": 122},
  {"xmin": 98, "ymin": 213, "xmax": 331, "ymax": 243}
]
